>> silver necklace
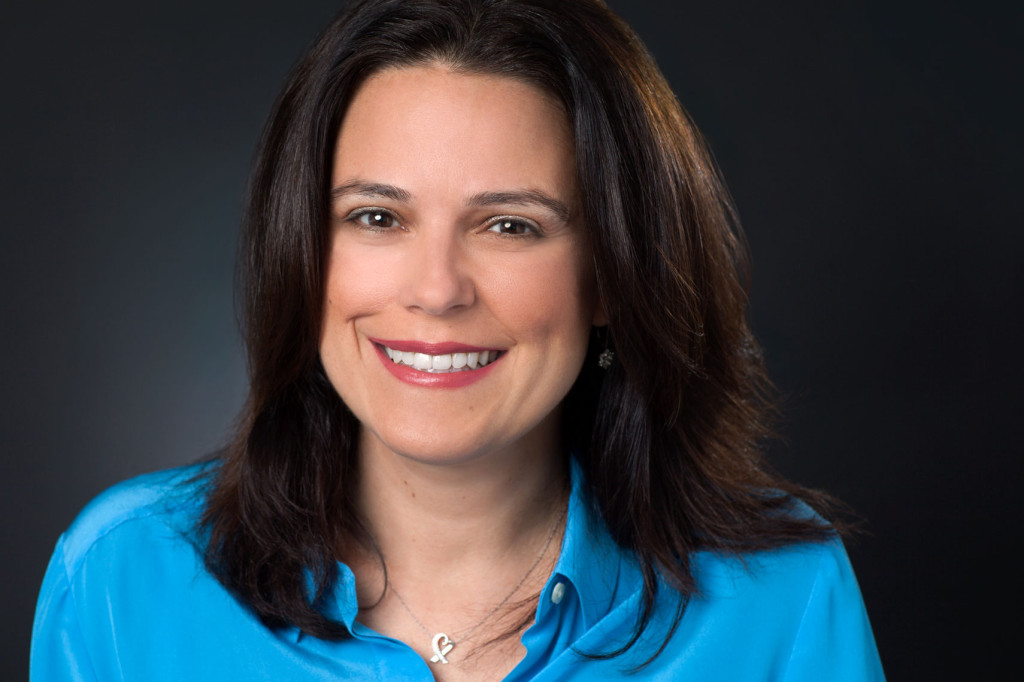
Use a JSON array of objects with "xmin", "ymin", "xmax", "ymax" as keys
[{"xmin": 387, "ymin": 504, "xmax": 567, "ymax": 665}]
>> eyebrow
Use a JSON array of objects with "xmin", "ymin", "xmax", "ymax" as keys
[
  {"xmin": 468, "ymin": 190, "xmax": 572, "ymax": 223},
  {"xmin": 330, "ymin": 181, "xmax": 412, "ymax": 202},
  {"xmin": 331, "ymin": 181, "xmax": 571, "ymax": 222}
]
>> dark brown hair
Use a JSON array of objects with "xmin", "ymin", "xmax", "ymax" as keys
[{"xmin": 201, "ymin": 0, "xmax": 838, "ymax": 659}]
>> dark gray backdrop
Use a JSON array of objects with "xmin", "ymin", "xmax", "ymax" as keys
[{"xmin": 3, "ymin": 1, "xmax": 1021, "ymax": 679}]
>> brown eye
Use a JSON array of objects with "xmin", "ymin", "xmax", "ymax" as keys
[
  {"xmin": 351, "ymin": 209, "xmax": 399, "ymax": 230},
  {"xmin": 487, "ymin": 217, "xmax": 537, "ymax": 236}
]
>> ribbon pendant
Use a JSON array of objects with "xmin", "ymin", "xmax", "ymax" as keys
[{"xmin": 430, "ymin": 632, "xmax": 454, "ymax": 664}]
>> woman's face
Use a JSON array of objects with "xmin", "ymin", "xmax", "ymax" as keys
[{"xmin": 321, "ymin": 65, "xmax": 602, "ymax": 465}]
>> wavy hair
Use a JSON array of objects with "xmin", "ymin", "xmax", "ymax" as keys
[{"xmin": 200, "ymin": 0, "xmax": 838, "ymax": 659}]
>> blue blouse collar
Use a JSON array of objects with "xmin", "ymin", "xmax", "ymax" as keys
[{"xmin": 545, "ymin": 456, "xmax": 642, "ymax": 629}]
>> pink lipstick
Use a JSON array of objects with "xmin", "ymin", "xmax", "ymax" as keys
[{"xmin": 370, "ymin": 338, "xmax": 505, "ymax": 388}]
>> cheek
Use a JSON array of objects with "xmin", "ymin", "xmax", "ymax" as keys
[
  {"xmin": 488, "ymin": 247, "xmax": 594, "ymax": 344},
  {"xmin": 319, "ymin": 242, "xmax": 397, "ymax": 405},
  {"xmin": 322, "ymin": 243, "xmax": 394, "ymax": 324}
]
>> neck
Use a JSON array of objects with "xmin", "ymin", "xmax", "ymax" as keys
[
  {"xmin": 346, "ymin": 420, "xmax": 568, "ymax": 675},
  {"xmin": 352, "ymin": 420, "xmax": 568, "ymax": 581}
]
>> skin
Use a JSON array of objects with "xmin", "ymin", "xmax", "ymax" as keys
[{"xmin": 320, "ymin": 65, "xmax": 604, "ymax": 680}]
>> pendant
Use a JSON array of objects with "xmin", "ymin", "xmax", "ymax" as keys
[{"xmin": 430, "ymin": 632, "xmax": 454, "ymax": 664}]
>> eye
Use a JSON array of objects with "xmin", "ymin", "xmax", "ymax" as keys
[
  {"xmin": 486, "ymin": 217, "xmax": 539, "ymax": 237},
  {"xmin": 348, "ymin": 208, "xmax": 400, "ymax": 230}
]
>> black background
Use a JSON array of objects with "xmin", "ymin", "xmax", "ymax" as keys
[{"xmin": 2, "ymin": 1, "xmax": 1021, "ymax": 679}]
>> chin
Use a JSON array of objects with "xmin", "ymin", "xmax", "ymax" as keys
[
  {"xmin": 363, "ymin": 425, "xmax": 498, "ymax": 466},
  {"xmin": 355, "ymin": 397, "xmax": 565, "ymax": 468}
]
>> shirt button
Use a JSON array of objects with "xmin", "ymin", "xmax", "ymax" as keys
[{"xmin": 551, "ymin": 581, "xmax": 566, "ymax": 605}]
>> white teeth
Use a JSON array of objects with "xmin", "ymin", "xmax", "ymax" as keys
[{"xmin": 383, "ymin": 346, "xmax": 499, "ymax": 373}]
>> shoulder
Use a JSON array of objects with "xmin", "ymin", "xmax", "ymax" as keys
[
  {"xmin": 690, "ymin": 496, "xmax": 853, "ymax": 610},
  {"xmin": 697, "ymin": 537, "xmax": 883, "ymax": 679},
  {"xmin": 58, "ymin": 461, "xmax": 215, "ymax": 575},
  {"xmin": 676, "ymin": 538, "xmax": 881, "ymax": 676},
  {"xmin": 32, "ymin": 461, "xmax": 263, "ymax": 681},
  {"xmin": 693, "ymin": 535, "xmax": 853, "ymax": 602},
  {"xmin": 585, "ymin": 537, "xmax": 882, "ymax": 680}
]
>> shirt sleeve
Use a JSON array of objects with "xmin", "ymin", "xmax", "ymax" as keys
[
  {"xmin": 781, "ymin": 540, "xmax": 886, "ymax": 682},
  {"xmin": 31, "ymin": 536, "xmax": 100, "ymax": 682}
]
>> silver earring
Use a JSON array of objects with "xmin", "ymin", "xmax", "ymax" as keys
[{"xmin": 598, "ymin": 348, "xmax": 614, "ymax": 369}]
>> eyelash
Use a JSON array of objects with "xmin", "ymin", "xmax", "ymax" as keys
[
  {"xmin": 344, "ymin": 208, "xmax": 542, "ymax": 238},
  {"xmin": 346, "ymin": 207, "xmax": 401, "ymax": 231},
  {"xmin": 485, "ymin": 216, "xmax": 541, "ymax": 238}
]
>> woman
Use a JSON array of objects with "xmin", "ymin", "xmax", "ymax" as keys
[{"xmin": 31, "ymin": 0, "xmax": 884, "ymax": 679}]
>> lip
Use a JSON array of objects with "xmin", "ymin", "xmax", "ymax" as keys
[{"xmin": 370, "ymin": 338, "xmax": 504, "ymax": 388}]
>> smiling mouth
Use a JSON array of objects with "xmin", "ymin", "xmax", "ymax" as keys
[{"xmin": 378, "ymin": 344, "xmax": 503, "ymax": 373}]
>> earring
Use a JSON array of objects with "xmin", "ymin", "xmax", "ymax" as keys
[{"xmin": 594, "ymin": 326, "xmax": 614, "ymax": 369}]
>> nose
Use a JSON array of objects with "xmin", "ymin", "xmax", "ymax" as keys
[{"xmin": 398, "ymin": 229, "xmax": 476, "ymax": 315}]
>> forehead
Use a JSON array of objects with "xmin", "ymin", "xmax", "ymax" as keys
[{"xmin": 332, "ymin": 65, "xmax": 576, "ymax": 201}]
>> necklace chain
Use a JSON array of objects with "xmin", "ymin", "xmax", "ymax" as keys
[{"xmin": 387, "ymin": 502, "xmax": 567, "ymax": 664}]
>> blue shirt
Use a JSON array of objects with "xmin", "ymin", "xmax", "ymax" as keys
[{"xmin": 32, "ymin": 461, "xmax": 885, "ymax": 680}]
